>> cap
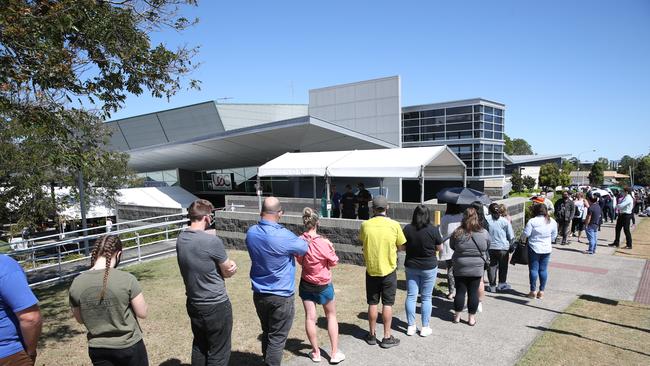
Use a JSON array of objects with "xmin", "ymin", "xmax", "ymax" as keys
[{"xmin": 372, "ymin": 195, "xmax": 388, "ymax": 209}]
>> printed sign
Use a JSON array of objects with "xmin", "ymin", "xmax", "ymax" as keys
[{"xmin": 210, "ymin": 173, "xmax": 233, "ymax": 191}]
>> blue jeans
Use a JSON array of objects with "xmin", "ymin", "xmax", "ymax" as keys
[
  {"xmin": 527, "ymin": 247, "xmax": 550, "ymax": 292},
  {"xmin": 586, "ymin": 227, "xmax": 598, "ymax": 253},
  {"xmin": 405, "ymin": 266, "xmax": 437, "ymax": 327}
]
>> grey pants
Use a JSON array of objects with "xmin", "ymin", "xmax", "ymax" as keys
[
  {"xmin": 253, "ymin": 293, "xmax": 295, "ymax": 366},
  {"xmin": 445, "ymin": 259, "xmax": 455, "ymax": 295},
  {"xmin": 558, "ymin": 220, "xmax": 571, "ymax": 244}
]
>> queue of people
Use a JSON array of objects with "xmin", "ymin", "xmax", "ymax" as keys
[
  {"xmin": 328, "ymin": 182, "xmax": 374, "ymax": 220},
  {"xmin": 15, "ymin": 189, "xmax": 641, "ymax": 366}
]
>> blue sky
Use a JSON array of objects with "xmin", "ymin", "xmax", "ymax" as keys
[{"xmin": 112, "ymin": 0, "xmax": 650, "ymax": 161}]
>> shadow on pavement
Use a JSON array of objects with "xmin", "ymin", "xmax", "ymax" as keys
[
  {"xmin": 317, "ymin": 317, "xmax": 366, "ymax": 340},
  {"xmin": 527, "ymin": 326, "xmax": 650, "ymax": 357},
  {"xmin": 159, "ymin": 358, "xmax": 190, "ymax": 366}
]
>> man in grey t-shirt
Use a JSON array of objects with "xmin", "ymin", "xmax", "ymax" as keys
[{"xmin": 177, "ymin": 199, "xmax": 237, "ymax": 366}]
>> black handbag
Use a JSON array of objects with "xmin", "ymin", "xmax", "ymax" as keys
[
  {"xmin": 510, "ymin": 240, "xmax": 529, "ymax": 266},
  {"xmin": 470, "ymin": 235, "xmax": 489, "ymax": 271}
]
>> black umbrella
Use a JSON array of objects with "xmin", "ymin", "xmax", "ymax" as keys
[{"xmin": 436, "ymin": 187, "xmax": 492, "ymax": 205}]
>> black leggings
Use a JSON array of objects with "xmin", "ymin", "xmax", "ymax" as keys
[{"xmin": 454, "ymin": 276, "xmax": 481, "ymax": 314}]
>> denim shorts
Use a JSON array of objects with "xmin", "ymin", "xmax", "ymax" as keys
[{"xmin": 299, "ymin": 282, "xmax": 335, "ymax": 305}]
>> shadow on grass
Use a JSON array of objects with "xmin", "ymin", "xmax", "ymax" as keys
[
  {"xmin": 494, "ymin": 295, "xmax": 650, "ymax": 334},
  {"xmin": 527, "ymin": 326, "xmax": 650, "ymax": 357}
]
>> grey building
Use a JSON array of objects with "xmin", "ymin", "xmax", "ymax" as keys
[{"xmin": 401, "ymin": 98, "xmax": 507, "ymax": 197}]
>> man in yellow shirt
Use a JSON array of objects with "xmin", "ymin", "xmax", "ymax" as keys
[{"xmin": 359, "ymin": 195, "xmax": 406, "ymax": 349}]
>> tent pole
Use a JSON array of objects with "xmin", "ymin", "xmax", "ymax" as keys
[
  {"xmin": 326, "ymin": 176, "xmax": 331, "ymax": 218},
  {"xmin": 420, "ymin": 166, "xmax": 425, "ymax": 204},
  {"xmin": 312, "ymin": 176, "xmax": 317, "ymax": 210},
  {"xmin": 379, "ymin": 178, "xmax": 384, "ymax": 196},
  {"xmin": 463, "ymin": 169, "xmax": 467, "ymax": 188},
  {"xmin": 256, "ymin": 172, "xmax": 262, "ymax": 213}
]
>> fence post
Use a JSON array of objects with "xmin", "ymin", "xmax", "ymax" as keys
[
  {"xmin": 30, "ymin": 241, "xmax": 36, "ymax": 270},
  {"xmin": 57, "ymin": 244, "xmax": 62, "ymax": 278},
  {"xmin": 136, "ymin": 232, "xmax": 141, "ymax": 263},
  {"xmin": 165, "ymin": 218, "xmax": 169, "ymax": 241}
]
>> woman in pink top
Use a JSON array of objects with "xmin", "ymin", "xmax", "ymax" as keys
[{"xmin": 296, "ymin": 207, "xmax": 344, "ymax": 364}]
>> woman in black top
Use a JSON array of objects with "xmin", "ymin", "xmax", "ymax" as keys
[{"xmin": 403, "ymin": 205, "xmax": 443, "ymax": 337}]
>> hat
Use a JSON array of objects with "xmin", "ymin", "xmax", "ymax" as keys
[
  {"xmin": 531, "ymin": 196, "xmax": 545, "ymax": 204},
  {"xmin": 372, "ymin": 195, "xmax": 388, "ymax": 209}
]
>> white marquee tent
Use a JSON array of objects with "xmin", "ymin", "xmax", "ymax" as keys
[{"xmin": 257, "ymin": 146, "xmax": 467, "ymax": 212}]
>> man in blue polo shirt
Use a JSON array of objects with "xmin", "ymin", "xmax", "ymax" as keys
[
  {"xmin": 246, "ymin": 197, "xmax": 308, "ymax": 366},
  {"xmin": 1, "ymin": 254, "xmax": 43, "ymax": 366}
]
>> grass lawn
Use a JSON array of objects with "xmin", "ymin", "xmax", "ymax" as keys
[
  {"xmin": 35, "ymin": 249, "xmax": 436, "ymax": 365},
  {"xmin": 614, "ymin": 217, "xmax": 650, "ymax": 260},
  {"xmin": 517, "ymin": 295, "xmax": 650, "ymax": 366}
]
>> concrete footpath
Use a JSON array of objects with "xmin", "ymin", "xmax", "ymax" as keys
[{"xmin": 286, "ymin": 218, "xmax": 647, "ymax": 366}]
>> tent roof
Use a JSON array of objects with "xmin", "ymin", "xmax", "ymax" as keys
[
  {"xmin": 258, "ymin": 146, "xmax": 466, "ymax": 180},
  {"xmin": 116, "ymin": 187, "xmax": 199, "ymax": 210}
]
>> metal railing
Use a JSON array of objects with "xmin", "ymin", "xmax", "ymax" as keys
[{"xmin": 4, "ymin": 213, "xmax": 190, "ymax": 287}]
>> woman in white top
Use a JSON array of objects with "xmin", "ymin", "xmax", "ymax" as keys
[
  {"xmin": 439, "ymin": 203, "xmax": 463, "ymax": 299},
  {"xmin": 522, "ymin": 203, "xmax": 557, "ymax": 300},
  {"xmin": 571, "ymin": 192, "xmax": 589, "ymax": 242}
]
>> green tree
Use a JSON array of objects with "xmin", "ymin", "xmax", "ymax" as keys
[
  {"xmin": 539, "ymin": 163, "xmax": 568, "ymax": 190},
  {"xmin": 617, "ymin": 155, "xmax": 635, "ymax": 175},
  {"xmin": 504, "ymin": 134, "xmax": 533, "ymax": 155},
  {"xmin": 589, "ymin": 162, "xmax": 605, "ymax": 185},
  {"xmin": 523, "ymin": 175, "xmax": 537, "ymax": 191},
  {"xmin": 634, "ymin": 155, "xmax": 650, "ymax": 186},
  {"xmin": 511, "ymin": 169, "xmax": 524, "ymax": 192},
  {"xmin": 597, "ymin": 157, "xmax": 609, "ymax": 168},
  {"xmin": 0, "ymin": 0, "xmax": 199, "ymax": 227}
]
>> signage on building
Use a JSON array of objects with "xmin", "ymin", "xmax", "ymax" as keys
[{"xmin": 210, "ymin": 173, "xmax": 234, "ymax": 191}]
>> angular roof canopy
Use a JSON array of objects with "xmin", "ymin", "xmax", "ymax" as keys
[
  {"xmin": 125, "ymin": 116, "xmax": 394, "ymax": 172},
  {"xmin": 504, "ymin": 154, "xmax": 570, "ymax": 165},
  {"xmin": 258, "ymin": 146, "xmax": 466, "ymax": 180}
]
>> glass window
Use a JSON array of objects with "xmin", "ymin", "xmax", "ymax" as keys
[
  {"xmin": 494, "ymin": 145, "xmax": 504, "ymax": 152},
  {"xmin": 484, "ymin": 144, "xmax": 494, "ymax": 152},
  {"xmin": 147, "ymin": 171, "xmax": 164, "ymax": 181},
  {"xmin": 403, "ymin": 134, "xmax": 420, "ymax": 142},
  {"xmin": 474, "ymin": 113, "xmax": 482, "ymax": 121},
  {"xmin": 473, "ymin": 105, "xmax": 483, "ymax": 113},
  {"xmin": 421, "ymin": 109, "xmax": 444, "ymax": 117},
  {"xmin": 460, "ymin": 131, "xmax": 472, "ymax": 139},
  {"xmin": 447, "ymin": 114, "xmax": 473, "ymax": 123},
  {"xmin": 495, "ymin": 108, "xmax": 503, "ymax": 116},
  {"xmin": 474, "ymin": 131, "xmax": 482, "ymax": 138},
  {"xmin": 495, "ymin": 116, "xmax": 503, "ymax": 124},
  {"xmin": 494, "ymin": 132, "xmax": 503, "ymax": 140},
  {"xmin": 474, "ymin": 152, "xmax": 483, "ymax": 159},
  {"xmin": 421, "ymin": 117, "xmax": 445, "ymax": 126},
  {"xmin": 403, "ymin": 111, "xmax": 419, "ymax": 120},
  {"xmin": 473, "ymin": 122, "xmax": 483, "ymax": 130},
  {"xmin": 446, "ymin": 106, "xmax": 473, "ymax": 115},
  {"xmin": 447, "ymin": 122, "xmax": 472, "ymax": 131},
  {"xmin": 422, "ymin": 125, "xmax": 444, "ymax": 133},
  {"xmin": 484, "ymin": 131, "xmax": 494, "ymax": 139},
  {"xmin": 494, "ymin": 124, "xmax": 503, "ymax": 132},
  {"xmin": 403, "ymin": 126, "xmax": 419, "ymax": 134},
  {"xmin": 473, "ymin": 169, "xmax": 481, "ymax": 176},
  {"xmin": 403, "ymin": 120, "xmax": 419, "ymax": 128},
  {"xmin": 484, "ymin": 123, "xmax": 494, "ymax": 131},
  {"xmin": 483, "ymin": 114, "xmax": 494, "ymax": 122},
  {"xmin": 458, "ymin": 153, "xmax": 472, "ymax": 160},
  {"xmin": 484, "ymin": 106, "xmax": 494, "ymax": 114}
]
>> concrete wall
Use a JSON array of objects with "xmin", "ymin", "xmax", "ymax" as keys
[{"xmin": 217, "ymin": 196, "xmax": 526, "ymax": 266}]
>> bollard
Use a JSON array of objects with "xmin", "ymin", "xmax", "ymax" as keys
[{"xmin": 434, "ymin": 210, "xmax": 441, "ymax": 226}]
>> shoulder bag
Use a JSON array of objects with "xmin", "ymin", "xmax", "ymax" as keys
[{"xmin": 470, "ymin": 234, "xmax": 489, "ymax": 271}]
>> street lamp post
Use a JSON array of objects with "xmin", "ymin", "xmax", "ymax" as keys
[{"xmin": 576, "ymin": 149, "xmax": 596, "ymax": 186}]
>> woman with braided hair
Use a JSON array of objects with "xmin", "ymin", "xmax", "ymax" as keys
[{"xmin": 69, "ymin": 235, "xmax": 149, "ymax": 366}]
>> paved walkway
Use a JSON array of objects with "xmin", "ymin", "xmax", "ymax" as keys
[{"xmin": 286, "ymin": 218, "xmax": 648, "ymax": 366}]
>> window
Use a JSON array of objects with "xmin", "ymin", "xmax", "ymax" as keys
[
  {"xmin": 421, "ymin": 133, "xmax": 445, "ymax": 141},
  {"xmin": 403, "ymin": 111, "xmax": 419, "ymax": 120},
  {"xmin": 494, "ymin": 132, "xmax": 503, "ymax": 140},
  {"xmin": 484, "ymin": 123, "xmax": 494, "ymax": 131},
  {"xmin": 403, "ymin": 120, "xmax": 419, "ymax": 128},
  {"xmin": 473, "ymin": 122, "xmax": 483, "ymax": 130},
  {"xmin": 422, "ymin": 125, "xmax": 444, "ymax": 133},
  {"xmin": 403, "ymin": 134, "xmax": 420, "ymax": 142},
  {"xmin": 494, "ymin": 124, "xmax": 503, "ymax": 132},
  {"xmin": 403, "ymin": 126, "xmax": 419, "ymax": 134},
  {"xmin": 447, "ymin": 122, "xmax": 472, "ymax": 131},
  {"xmin": 483, "ymin": 114, "xmax": 494, "ymax": 122},
  {"xmin": 421, "ymin": 109, "xmax": 444, "ymax": 117},
  {"xmin": 447, "ymin": 114, "xmax": 473, "ymax": 123},
  {"xmin": 484, "ymin": 106, "xmax": 494, "ymax": 114},
  {"xmin": 474, "ymin": 131, "xmax": 482, "ymax": 138},
  {"xmin": 495, "ymin": 108, "xmax": 503, "ymax": 116},
  {"xmin": 421, "ymin": 117, "xmax": 445, "ymax": 126},
  {"xmin": 473, "ymin": 105, "xmax": 483, "ymax": 113},
  {"xmin": 495, "ymin": 116, "xmax": 504, "ymax": 124},
  {"xmin": 446, "ymin": 106, "xmax": 473, "ymax": 115}
]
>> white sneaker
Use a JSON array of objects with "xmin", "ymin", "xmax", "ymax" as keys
[
  {"xmin": 419, "ymin": 326, "xmax": 432, "ymax": 337},
  {"xmin": 477, "ymin": 302, "xmax": 483, "ymax": 313},
  {"xmin": 406, "ymin": 325, "xmax": 417, "ymax": 336},
  {"xmin": 330, "ymin": 351, "xmax": 345, "ymax": 364}
]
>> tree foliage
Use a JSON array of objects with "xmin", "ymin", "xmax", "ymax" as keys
[
  {"xmin": 523, "ymin": 175, "xmax": 537, "ymax": 191},
  {"xmin": 539, "ymin": 163, "xmax": 570, "ymax": 190},
  {"xmin": 0, "ymin": 0, "xmax": 199, "ymax": 227},
  {"xmin": 511, "ymin": 169, "xmax": 524, "ymax": 192},
  {"xmin": 504, "ymin": 134, "xmax": 533, "ymax": 155},
  {"xmin": 589, "ymin": 162, "xmax": 605, "ymax": 186}
]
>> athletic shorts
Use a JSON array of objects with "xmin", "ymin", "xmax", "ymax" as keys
[{"xmin": 365, "ymin": 270, "xmax": 397, "ymax": 306}]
